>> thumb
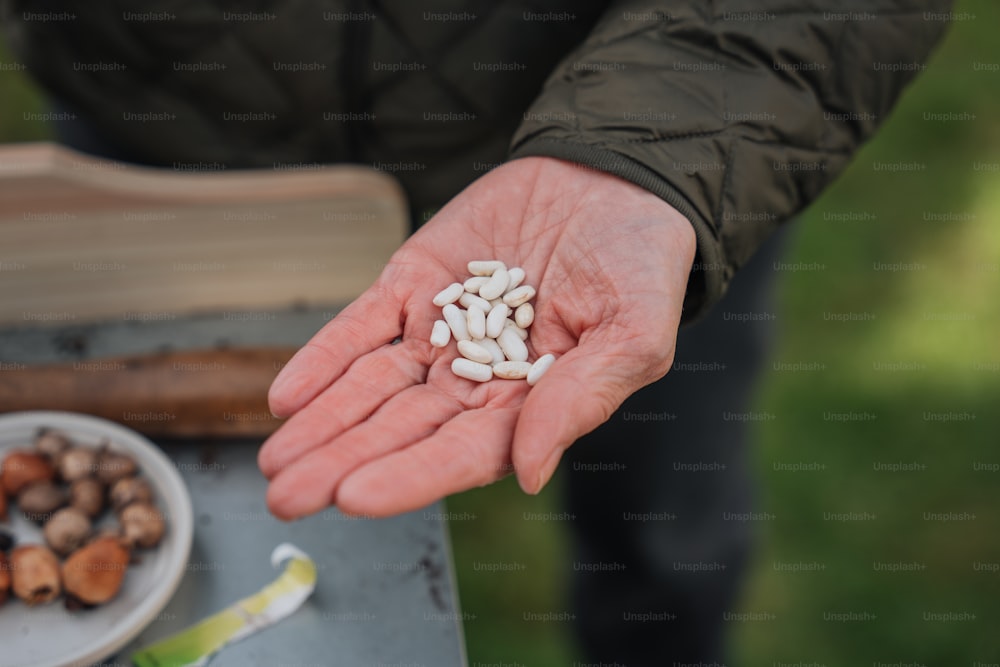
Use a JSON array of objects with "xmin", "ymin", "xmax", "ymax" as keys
[{"xmin": 511, "ymin": 341, "xmax": 669, "ymax": 495}]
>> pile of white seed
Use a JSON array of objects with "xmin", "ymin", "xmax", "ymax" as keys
[{"xmin": 429, "ymin": 260, "xmax": 555, "ymax": 385}]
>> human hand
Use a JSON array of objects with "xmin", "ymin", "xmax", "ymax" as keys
[{"xmin": 258, "ymin": 156, "xmax": 696, "ymax": 519}]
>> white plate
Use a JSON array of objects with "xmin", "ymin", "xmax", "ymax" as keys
[{"xmin": 0, "ymin": 411, "xmax": 194, "ymax": 667}]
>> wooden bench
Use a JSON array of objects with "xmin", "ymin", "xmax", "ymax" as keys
[
  {"xmin": 0, "ymin": 142, "xmax": 407, "ymax": 324},
  {"xmin": 0, "ymin": 143, "xmax": 408, "ymax": 437}
]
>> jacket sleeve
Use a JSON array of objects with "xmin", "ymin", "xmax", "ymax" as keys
[{"xmin": 509, "ymin": 1, "xmax": 954, "ymax": 322}]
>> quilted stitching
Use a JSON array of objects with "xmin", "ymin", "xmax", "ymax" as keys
[{"xmin": 2, "ymin": 0, "xmax": 954, "ymax": 318}]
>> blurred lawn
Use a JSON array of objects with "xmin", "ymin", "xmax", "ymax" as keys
[
  {"xmin": 2, "ymin": 2, "xmax": 998, "ymax": 664},
  {"xmin": 730, "ymin": 1, "xmax": 1000, "ymax": 662},
  {"xmin": 450, "ymin": 2, "xmax": 1000, "ymax": 665}
]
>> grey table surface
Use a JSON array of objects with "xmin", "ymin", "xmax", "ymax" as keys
[{"xmin": 0, "ymin": 307, "xmax": 468, "ymax": 667}]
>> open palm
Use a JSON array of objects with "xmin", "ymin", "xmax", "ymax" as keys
[{"xmin": 258, "ymin": 157, "xmax": 696, "ymax": 519}]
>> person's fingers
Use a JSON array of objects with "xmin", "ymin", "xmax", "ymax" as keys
[
  {"xmin": 268, "ymin": 283, "xmax": 404, "ymax": 418},
  {"xmin": 258, "ymin": 340, "xmax": 431, "ymax": 479},
  {"xmin": 264, "ymin": 384, "xmax": 465, "ymax": 520},
  {"xmin": 335, "ymin": 404, "xmax": 520, "ymax": 517},
  {"xmin": 511, "ymin": 340, "xmax": 667, "ymax": 495}
]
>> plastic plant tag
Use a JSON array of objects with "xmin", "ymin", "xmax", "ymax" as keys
[{"xmin": 131, "ymin": 543, "xmax": 317, "ymax": 667}]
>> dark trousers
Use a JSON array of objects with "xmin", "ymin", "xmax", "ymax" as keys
[{"xmin": 563, "ymin": 228, "xmax": 787, "ymax": 666}]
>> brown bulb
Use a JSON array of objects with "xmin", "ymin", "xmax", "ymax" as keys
[
  {"xmin": 34, "ymin": 428, "xmax": 73, "ymax": 459},
  {"xmin": 96, "ymin": 447, "xmax": 138, "ymax": 485},
  {"xmin": 1, "ymin": 451, "xmax": 56, "ymax": 497},
  {"xmin": 110, "ymin": 477, "xmax": 154, "ymax": 512},
  {"xmin": 56, "ymin": 447, "xmax": 99, "ymax": 483},
  {"xmin": 18, "ymin": 482, "xmax": 68, "ymax": 522},
  {"xmin": 10, "ymin": 545, "xmax": 61, "ymax": 605},
  {"xmin": 120, "ymin": 503, "xmax": 165, "ymax": 549},
  {"xmin": 44, "ymin": 507, "xmax": 93, "ymax": 557},
  {"xmin": 0, "ymin": 552, "xmax": 10, "ymax": 607},
  {"xmin": 70, "ymin": 478, "xmax": 106, "ymax": 518},
  {"xmin": 62, "ymin": 536, "xmax": 130, "ymax": 606}
]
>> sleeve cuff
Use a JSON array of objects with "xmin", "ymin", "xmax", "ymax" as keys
[{"xmin": 508, "ymin": 136, "xmax": 726, "ymax": 324}]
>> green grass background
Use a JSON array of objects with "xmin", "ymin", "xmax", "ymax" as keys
[{"xmin": 2, "ymin": 2, "xmax": 998, "ymax": 664}]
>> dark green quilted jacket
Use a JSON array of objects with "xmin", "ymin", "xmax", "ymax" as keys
[{"xmin": 3, "ymin": 0, "xmax": 952, "ymax": 319}]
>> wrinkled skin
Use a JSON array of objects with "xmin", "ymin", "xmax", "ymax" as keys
[{"xmin": 259, "ymin": 157, "xmax": 696, "ymax": 519}]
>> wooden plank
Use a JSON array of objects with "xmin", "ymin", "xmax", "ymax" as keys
[{"xmin": 0, "ymin": 143, "xmax": 408, "ymax": 326}]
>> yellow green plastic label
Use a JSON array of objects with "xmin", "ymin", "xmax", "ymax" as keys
[{"xmin": 131, "ymin": 543, "xmax": 317, "ymax": 667}]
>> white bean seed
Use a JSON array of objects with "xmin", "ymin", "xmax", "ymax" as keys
[
  {"xmin": 497, "ymin": 327, "xmax": 529, "ymax": 362},
  {"xmin": 451, "ymin": 357, "xmax": 493, "ymax": 382},
  {"xmin": 442, "ymin": 303, "xmax": 471, "ymax": 341},
  {"xmin": 432, "ymin": 282, "xmax": 464, "ymax": 307},
  {"xmin": 466, "ymin": 305, "xmax": 486, "ymax": 339},
  {"xmin": 492, "ymin": 361, "xmax": 532, "ymax": 380},
  {"xmin": 440, "ymin": 260, "xmax": 545, "ymax": 383},
  {"xmin": 527, "ymin": 354, "xmax": 555, "ymax": 386},
  {"xmin": 485, "ymin": 303, "xmax": 509, "ymax": 338},
  {"xmin": 479, "ymin": 266, "xmax": 510, "ymax": 300},
  {"xmin": 430, "ymin": 320, "xmax": 451, "ymax": 347},
  {"xmin": 506, "ymin": 267, "xmax": 525, "ymax": 291},
  {"xmin": 504, "ymin": 319, "xmax": 529, "ymax": 340},
  {"xmin": 459, "ymin": 292, "xmax": 492, "ymax": 313},
  {"xmin": 467, "ymin": 260, "xmax": 506, "ymax": 276},
  {"xmin": 463, "ymin": 276, "xmax": 489, "ymax": 292},
  {"xmin": 478, "ymin": 337, "xmax": 506, "ymax": 365},
  {"xmin": 514, "ymin": 302, "xmax": 534, "ymax": 328},
  {"xmin": 457, "ymin": 340, "xmax": 493, "ymax": 364},
  {"xmin": 502, "ymin": 285, "xmax": 536, "ymax": 308}
]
